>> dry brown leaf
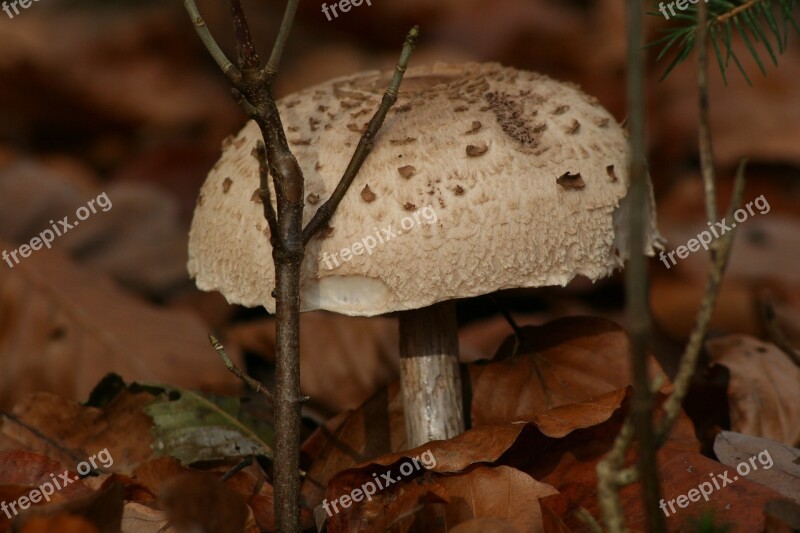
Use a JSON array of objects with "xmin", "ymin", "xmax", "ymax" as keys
[
  {"xmin": 0, "ymin": 390, "xmax": 155, "ymax": 474},
  {"xmin": 120, "ymin": 502, "xmax": 169, "ymax": 533},
  {"xmin": 158, "ymin": 472, "xmax": 249, "ymax": 533},
  {"xmin": 714, "ymin": 431, "xmax": 800, "ymax": 503},
  {"xmin": 435, "ymin": 466, "xmax": 558, "ymax": 532},
  {"xmin": 0, "ymin": 243, "xmax": 241, "ymax": 408},
  {"xmin": 707, "ymin": 336, "xmax": 800, "ymax": 446},
  {"xmin": 0, "ymin": 450, "xmax": 92, "ymax": 526},
  {"xmin": 470, "ymin": 317, "xmax": 668, "ymax": 425},
  {"xmin": 541, "ymin": 448, "xmax": 789, "ymax": 532}
]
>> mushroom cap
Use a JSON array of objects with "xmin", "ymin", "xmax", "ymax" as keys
[{"xmin": 188, "ymin": 62, "xmax": 660, "ymax": 316}]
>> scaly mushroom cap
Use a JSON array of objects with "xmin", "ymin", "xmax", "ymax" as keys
[{"xmin": 188, "ymin": 62, "xmax": 660, "ymax": 316}]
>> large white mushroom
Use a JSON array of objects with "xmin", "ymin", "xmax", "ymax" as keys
[{"xmin": 188, "ymin": 62, "xmax": 660, "ymax": 447}]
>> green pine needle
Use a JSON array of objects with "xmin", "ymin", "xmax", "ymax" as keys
[{"xmin": 649, "ymin": 0, "xmax": 799, "ymax": 84}]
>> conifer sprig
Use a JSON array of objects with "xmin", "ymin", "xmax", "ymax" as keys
[{"xmin": 649, "ymin": 0, "xmax": 799, "ymax": 83}]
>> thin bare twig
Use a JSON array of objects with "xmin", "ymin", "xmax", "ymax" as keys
[
  {"xmin": 698, "ymin": 0, "xmax": 718, "ymax": 225},
  {"xmin": 302, "ymin": 26, "xmax": 420, "ymax": 244},
  {"xmin": 210, "ymin": 336, "xmax": 274, "ymax": 403},
  {"xmin": 597, "ymin": 416, "xmax": 636, "ymax": 531},
  {"xmin": 623, "ymin": 0, "xmax": 664, "ymax": 528},
  {"xmin": 656, "ymin": 159, "xmax": 746, "ymax": 442},
  {"xmin": 254, "ymin": 141, "xmax": 280, "ymax": 243},
  {"xmin": 715, "ymin": 0, "xmax": 766, "ymax": 25}
]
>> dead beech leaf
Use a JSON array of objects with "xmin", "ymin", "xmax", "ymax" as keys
[
  {"xmin": 707, "ymin": 335, "xmax": 800, "ymax": 446},
  {"xmin": 0, "ymin": 450, "xmax": 91, "ymax": 514},
  {"xmin": 328, "ymin": 465, "xmax": 557, "ymax": 533},
  {"xmin": 714, "ymin": 431, "xmax": 800, "ymax": 503},
  {"xmin": 0, "ymin": 389, "xmax": 156, "ymax": 474},
  {"xmin": 120, "ymin": 502, "xmax": 169, "ymax": 533},
  {"xmin": 436, "ymin": 466, "xmax": 558, "ymax": 532},
  {"xmin": 541, "ymin": 449, "xmax": 788, "ymax": 533},
  {"xmin": 522, "ymin": 393, "xmax": 700, "ymax": 530},
  {"xmin": 471, "ymin": 317, "xmax": 667, "ymax": 426},
  {"xmin": 0, "ymin": 243, "xmax": 242, "ymax": 409}
]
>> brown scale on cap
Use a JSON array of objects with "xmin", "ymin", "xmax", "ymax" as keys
[
  {"xmin": 557, "ymin": 172, "xmax": 585, "ymax": 190},
  {"xmin": 361, "ymin": 185, "xmax": 376, "ymax": 203},
  {"xmin": 398, "ymin": 165, "xmax": 416, "ymax": 179},
  {"xmin": 466, "ymin": 144, "xmax": 489, "ymax": 157}
]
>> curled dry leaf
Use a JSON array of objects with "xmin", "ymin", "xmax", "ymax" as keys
[
  {"xmin": 0, "ymin": 243, "xmax": 242, "ymax": 409},
  {"xmin": 0, "ymin": 389, "xmax": 156, "ymax": 474},
  {"xmin": 714, "ymin": 431, "xmax": 800, "ymax": 503},
  {"xmin": 470, "ymin": 316, "xmax": 668, "ymax": 426},
  {"xmin": 528, "ymin": 393, "xmax": 700, "ymax": 530},
  {"xmin": 327, "ymin": 465, "xmax": 557, "ymax": 533},
  {"xmin": 434, "ymin": 466, "xmax": 557, "ymax": 532},
  {"xmin": 707, "ymin": 335, "xmax": 800, "ymax": 446},
  {"xmin": 120, "ymin": 502, "xmax": 169, "ymax": 533},
  {"xmin": 0, "ymin": 450, "xmax": 92, "ymax": 526}
]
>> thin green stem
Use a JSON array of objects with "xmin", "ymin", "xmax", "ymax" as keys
[
  {"xmin": 184, "ymin": 0, "xmax": 239, "ymax": 82},
  {"xmin": 265, "ymin": 0, "xmax": 301, "ymax": 79}
]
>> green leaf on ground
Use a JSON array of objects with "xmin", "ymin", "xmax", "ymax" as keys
[{"xmin": 145, "ymin": 387, "xmax": 274, "ymax": 465}]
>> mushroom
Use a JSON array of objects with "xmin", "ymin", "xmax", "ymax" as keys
[{"xmin": 188, "ymin": 62, "xmax": 661, "ymax": 447}]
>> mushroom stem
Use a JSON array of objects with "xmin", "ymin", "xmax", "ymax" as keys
[{"xmin": 398, "ymin": 301, "xmax": 465, "ymax": 447}]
